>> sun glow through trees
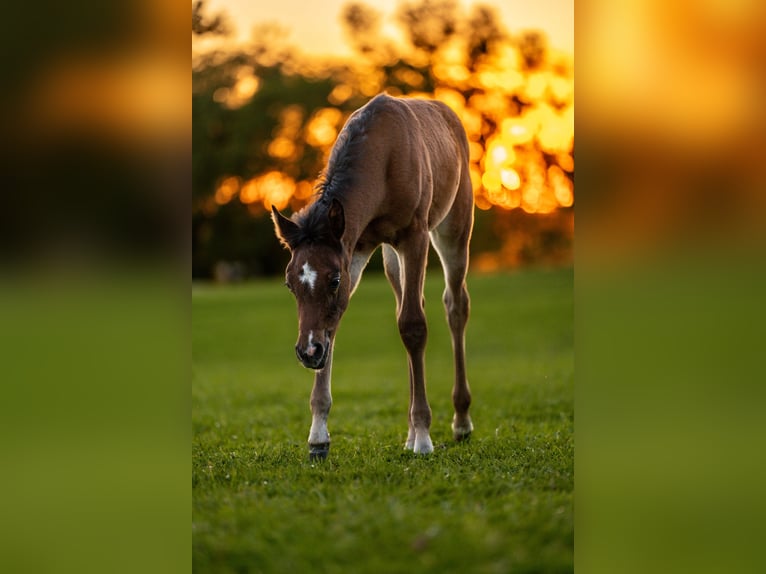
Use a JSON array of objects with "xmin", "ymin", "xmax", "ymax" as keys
[{"xmin": 203, "ymin": 2, "xmax": 573, "ymax": 219}]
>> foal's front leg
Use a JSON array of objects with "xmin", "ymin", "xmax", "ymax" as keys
[
  {"xmin": 307, "ymin": 251, "xmax": 368, "ymax": 460},
  {"xmin": 308, "ymin": 344, "xmax": 333, "ymax": 460}
]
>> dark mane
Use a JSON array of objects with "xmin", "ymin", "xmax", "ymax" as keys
[
  {"xmin": 316, "ymin": 99, "xmax": 378, "ymax": 199},
  {"xmin": 289, "ymin": 200, "xmax": 337, "ymax": 247},
  {"xmin": 290, "ymin": 98, "xmax": 379, "ymax": 246}
]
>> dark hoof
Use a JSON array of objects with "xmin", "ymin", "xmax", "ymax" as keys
[
  {"xmin": 309, "ymin": 442, "xmax": 330, "ymax": 461},
  {"xmin": 454, "ymin": 431, "xmax": 472, "ymax": 442}
]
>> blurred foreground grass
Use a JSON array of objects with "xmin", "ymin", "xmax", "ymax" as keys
[
  {"xmin": 0, "ymin": 272, "xmax": 188, "ymax": 574},
  {"xmin": 192, "ymin": 267, "xmax": 574, "ymax": 573}
]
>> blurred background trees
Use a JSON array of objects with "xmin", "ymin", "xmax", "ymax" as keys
[{"xmin": 192, "ymin": 0, "xmax": 573, "ymax": 280}]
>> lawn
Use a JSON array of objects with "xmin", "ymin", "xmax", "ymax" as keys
[{"xmin": 192, "ymin": 266, "xmax": 573, "ymax": 573}]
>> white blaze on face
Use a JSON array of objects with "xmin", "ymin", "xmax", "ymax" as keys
[{"xmin": 299, "ymin": 261, "xmax": 317, "ymax": 291}]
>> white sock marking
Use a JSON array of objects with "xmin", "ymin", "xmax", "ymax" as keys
[
  {"xmin": 299, "ymin": 261, "xmax": 317, "ymax": 291},
  {"xmin": 308, "ymin": 415, "xmax": 330, "ymax": 444},
  {"xmin": 413, "ymin": 432, "xmax": 434, "ymax": 454}
]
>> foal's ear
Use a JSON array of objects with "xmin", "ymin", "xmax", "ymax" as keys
[
  {"xmin": 328, "ymin": 198, "xmax": 345, "ymax": 240},
  {"xmin": 271, "ymin": 206, "xmax": 301, "ymax": 250}
]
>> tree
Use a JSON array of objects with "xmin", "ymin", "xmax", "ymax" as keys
[
  {"xmin": 191, "ymin": 0, "xmax": 573, "ymax": 278},
  {"xmin": 466, "ymin": 5, "xmax": 506, "ymax": 66},
  {"xmin": 396, "ymin": 0, "xmax": 458, "ymax": 56},
  {"xmin": 192, "ymin": 0, "xmax": 229, "ymax": 37}
]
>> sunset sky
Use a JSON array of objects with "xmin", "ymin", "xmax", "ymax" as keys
[{"xmin": 201, "ymin": 0, "xmax": 574, "ymax": 56}]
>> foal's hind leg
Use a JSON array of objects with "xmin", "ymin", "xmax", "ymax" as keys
[
  {"xmin": 386, "ymin": 238, "xmax": 433, "ymax": 454},
  {"xmin": 383, "ymin": 244, "xmax": 415, "ymax": 449},
  {"xmin": 430, "ymin": 220, "xmax": 473, "ymax": 441}
]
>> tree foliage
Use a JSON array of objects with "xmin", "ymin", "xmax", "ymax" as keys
[
  {"xmin": 192, "ymin": 1, "xmax": 573, "ymax": 280},
  {"xmin": 192, "ymin": 0, "xmax": 229, "ymax": 37},
  {"xmin": 396, "ymin": 0, "xmax": 458, "ymax": 55}
]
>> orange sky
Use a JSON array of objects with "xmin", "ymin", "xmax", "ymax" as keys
[{"xmin": 199, "ymin": 0, "xmax": 573, "ymax": 56}]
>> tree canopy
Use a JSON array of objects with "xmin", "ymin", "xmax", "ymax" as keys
[{"xmin": 192, "ymin": 1, "xmax": 573, "ymax": 279}]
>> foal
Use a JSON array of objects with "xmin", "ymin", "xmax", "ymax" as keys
[{"xmin": 272, "ymin": 93, "xmax": 474, "ymax": 458}]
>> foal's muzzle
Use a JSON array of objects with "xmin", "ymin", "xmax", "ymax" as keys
[{"xmin": 295, "ymin": 337, "xmax": 329, "ymax": 370}]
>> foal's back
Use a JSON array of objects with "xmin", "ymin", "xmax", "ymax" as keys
[{"xmin": 338, "ymin": 93, "xmax": 471, "ymax": 247}]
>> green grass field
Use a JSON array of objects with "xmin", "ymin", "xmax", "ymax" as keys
[{"xmin": 193, "ymin": 267, "xmax": 573, "ymax": 573}]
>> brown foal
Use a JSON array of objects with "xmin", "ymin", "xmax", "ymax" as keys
[{"xmin": 272, "ymin": 93, "xmax": 474, "ymax": 458}]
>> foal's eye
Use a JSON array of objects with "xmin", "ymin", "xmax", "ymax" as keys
[
  {"xmin": 284, "ymin": 281, "xmax": 294, "ymax": 293},
  {"xmin": 329, "ymin": 275, "xmax": 341, "ymax": 291}
]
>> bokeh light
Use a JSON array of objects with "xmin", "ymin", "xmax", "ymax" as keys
[{"xmin": 193, "ymin": 0, "xmax": 575, "ymax": 276}]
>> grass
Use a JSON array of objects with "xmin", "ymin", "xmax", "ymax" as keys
[{"xmin": 193, "ymin": 266, "xmax": 573, "ymax": 573}]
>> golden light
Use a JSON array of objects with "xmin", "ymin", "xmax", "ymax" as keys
[
  {"xmin": 506, "ymin": 190, "xmax": 521, "ymax": 209},
  {"xmin": 523, "ymin": 72, "xmax": 547, "ymax": 101},
  {"xmin": 215, "ymin": 66, "xmax": 260, "ymax": 110},
  {"xmin": 305, "ymin": 107, "xmax": 343, "ymax": 148},
  {"xmin": 549, "ymin": 165, "xmax": 574, "ymax": 207},
  {"xmin": 501, "ymin": 168, "xmax": 521, "ymax": 190},
  {"xmin": 238, "ymin": 171, "xmax": 295, "ymax": 211},
  {"xmin": 279, "ymin": 105, "xmax": 305, "ymax": 134},
  {"xmin": 433, "ymin": 41, "xmax": 472, "ymax": 85},
  {"xmin": 557, "ymin": 153, "xmax": 575, "ymax": 173},
  {"xmin": 239, "ymin": 179, "xmax": 260, "ymax": 204},
  {"xmin": 461, "ymin": 108, "xmax": 483, "ymax": 140},
  {"xmin": 212, "ymin": 87, "xmax": 230, "ymax": 104},
  {"xmin": 537, "ymin": 109, "xmax": 574, "ymax": 153},
  {"xmin": 501, "ymin": 117, "xmax": 535, "ymax": 145},
  {"xmin": 258, "ymin": 171, "xmax": 294, "ymax": 210},
  {"xmin": 328, "ymin": 84, "xmax": 353, "ymax": 106},
  {"xmin": 468, "ymin": 141, "xmax": 484, "ymax": 162},
  {"xmin": 556, "ymin": 185, "xmax": 574, "ymax": 208},
  {"xmin": 357, "ymin": 69, "xmax": 385, "ymax": 97},
  {"xmin": 434, "ymin": 87, "xmax": 465, "ymax": 113},
  {"xmin": 306, "ymin": 123, "xmax": 336, "ymax": 147},
  {"xmin": 267, "ymin": 137, "xmax": 296, "ymax": 159},
  {"xmin": 293, "ymin": 180, "xmax": 315, "ymax": 201},
  {"xmin": 485, "ymin": 135, "xmax": 516, "ymax": 167},
  {"xmin": 214, "ymin": 176, "xmax": 241, "ymax": 205},
  {"xmin": 481, "ymin": 170, "xmax": 502, "ymax": 191},
  {"xmin": 494, "ymin": 44, "xmax": 522, "ymax": 70},
  {"xmin": 433, "ymin": 63, "xmax": 471, "ymax": 85},
  {"xmin": 474, "ymin": 194, "xmax": 492, "ymax": 210},
  {"xmin": 469, "ymin": 165, "xmax": 484, "ymax": 197},
  {"xmin": 468, "ymin": 91, "xmax": 507, "ymax": 121},
  {"xmin": 394, "ymin": 68, "xmax": 425, "ymax": 88},
  {"xmin": 522, "ymin": 184, "xmax": 541, "ymax": 213},
  {"xmin": 489, "ymin": 142, "xmax": 510, "ymax": 165},
  {"xmin": 487, "ymin": 186, "xmax": 520, "ymax": 210},
  {"xmin": 550, "ymin": 75, "xmax": 573, "ymax": 102},
  {"xmin": 203, "ymin": 11, "xmax": 574, "ymax": 218},
  {"xmin": 524, "ymin": 103, "xmax": 553, "ymax": 133},
  {"xmin": 438, "ymin": 40, "xmax": 468, "ymax": 68},
  {"xmin": 537, "ymin": 192, "xmax": 558, "ymax": 214},
  {"xmin": 234, "ymin": 75, "xmax": 258, "ymax": 100}
]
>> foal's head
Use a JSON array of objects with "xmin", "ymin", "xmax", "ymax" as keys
[{"xmin": 271, "ymin": 199, "xmax": 350, "ymax": 370}]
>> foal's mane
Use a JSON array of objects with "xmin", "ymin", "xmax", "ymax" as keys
[
  {"xmin": 316, "ymin": 101, "xmax": 374, "ymax": 199},
  {"xmin": 291, "ymin": 99, "xmax": 378, "ymax": 246}
]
